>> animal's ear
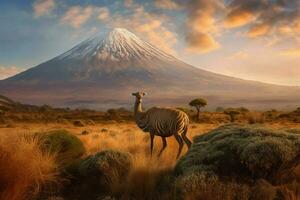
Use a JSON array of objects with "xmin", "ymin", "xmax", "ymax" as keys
[
  {"xmin": 143, "ymin": 92, "xmax": 147, "ymax": 96},
  {"xmin": 131, "ymin": 93, "xmax": 136, "ymax": 96}
]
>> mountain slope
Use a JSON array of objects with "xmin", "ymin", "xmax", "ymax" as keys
[{"xmin": 1, "ymin": 28, "xmax": 300, "ymax": 109}]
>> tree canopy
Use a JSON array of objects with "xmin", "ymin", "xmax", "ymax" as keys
[{"xmin": 189, "ymin": 98, "xmax": 207, "ymax": 108}]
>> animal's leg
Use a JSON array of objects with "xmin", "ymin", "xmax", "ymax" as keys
[
  {"xmin": 181, "ymin": 127, "xmax": 192, "ymax": 149},
  {"xmin": 174, "ymin": 134, "xmax": 183, "ymax": 159},
  {"xmin": 150, "ymin": 133, "xmax": 155, "ymax": 156},
  {"xmin": 158, "ymin": 137, "xmax": 167, "ymax": 157}
]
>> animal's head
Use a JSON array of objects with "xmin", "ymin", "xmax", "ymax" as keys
[{"xmin": 131, "ymin": 92, "xmax": 147, "ymax": 100}]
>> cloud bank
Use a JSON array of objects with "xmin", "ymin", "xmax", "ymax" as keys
[
  {"xmin": 33, "ymin": 0, "xmax": 56, "ymax": 17},
  {"xmin": 61, "ymin": 6, "xmax": 94, "ymax": 28}
]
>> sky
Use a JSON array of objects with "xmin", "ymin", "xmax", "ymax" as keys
[{"xmin": 0, "ymin": 0, "xmax": 299, "ymax": 86}]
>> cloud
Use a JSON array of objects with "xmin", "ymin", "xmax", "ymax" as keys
[
  {"xmin": 224, "ymin": 0, "xmax": 300, "ymax": 39},
  {"xmin": 97, "ymin": 7, "xmax": 110, "ymax": 22},
  {"xmin": 186, "ymin": 32, "xmax": 220, "ymax": 53},
  {"xmin": 0, "ymin": 66, "xmax": 25, "ymax": 80},
  {"xmin": 173, "ymin": 0, "xmax": 299, "ymax": 51},
  {"xmin": 154, "ymin": 0, "xmax": 180, "ymax": 10},
  {"xmin": 61, "ymin": 6, "xmax": 94, "ymax": 28},
  {"xmin": 109, "ymin": 6, "xmax": 178, "ymax": 55},
  {"xmin": 224, "ymin": 9, "xmax": 256, "ymax": 28},
  {"xmin": 247, "ymin": 24, "xmax": 271, "ymax": 38},
  {"xmin": 280, "ymin": 48, "xmax": 300, "ymax": 57},
  {"xmin": 33, "ymin": 0, "xmax": 56, "ymax": 17},
  {"xmin": 178, "ymin": 0, "xmax": 223, "ymax": 53}
]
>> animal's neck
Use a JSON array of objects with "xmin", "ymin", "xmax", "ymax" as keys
[{"xmin": 134, "ymin": 98, "xmax": 143, "ymax": 116}]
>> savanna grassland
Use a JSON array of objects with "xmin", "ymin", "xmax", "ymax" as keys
[{"xmin": 0, "ymin": 106, "xmax": 299, "ymax": 200}]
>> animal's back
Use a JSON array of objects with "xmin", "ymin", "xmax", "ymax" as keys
[{"xmin": 144, "ymin": 107, "xmax": 189, "ymax": 136}]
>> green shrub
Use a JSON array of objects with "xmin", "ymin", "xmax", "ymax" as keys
[
  {"xmin": 175, "ymin": 124, "xmax": 300, "ymax": 183},
  {"xmin": 264, "ymin": 109, "xmax": 279, "ymax": 120},
  {"xmin": 40, "ymin": 130, "xmax": 86, "ymax": 167},
  {"xmin": 62, "ymin": 150, "xmax": 131, "ymax": 199},
  {"xmin": 78, "ymin": 150, "xmax": 131, "ymax": 179},
  {"xmin": 294, "ymin": 107, "xmax": 300, "ymax": 114},
  {"xmin": 174, "ymin": 124, "xmax": 300, "ymax": 199},
  {"xmin": 216, "ymin": 107, "xmax": 225, "ymax": 112},
  {"xmin": 39, "ymin": 105, "xmax": 53, "ymax": 112}
]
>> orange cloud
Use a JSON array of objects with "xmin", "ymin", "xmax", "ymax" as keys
[
  {"xmin": 0, "ymin": 66, "xmax": 25, "ymax": 80},
  {"xmin": 186, "ymin": 32, "xmax": 220, "ymax": 53},
  {"xmin": 179, "ymin": 0, "xmax": 223, "ymax": 53},
  {"xmin": 154, "ymin": 0, "xmax": 180, "ymax": 10},
  {"xmin": 61, "ymin": 6, "xmax": 94, "ymax": 28},
  {"xmin": 33, "ymin": 0, "xmax": 56, "ymax": 17},
  {"xmin": 247, "ymin": 24, "xmax": 271, "ymax": 38},
  {"xmin": 97, "ymin": 7, "xmax": 110, "ymax": 22},
  {"xmin": 224, "ymin": 9, "xmax": 256, "ymax": 28}
]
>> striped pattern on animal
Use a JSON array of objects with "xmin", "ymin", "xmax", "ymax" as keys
[{"xmin": 132, "ymin": 92, "xmax": 191, "ymax": 158}]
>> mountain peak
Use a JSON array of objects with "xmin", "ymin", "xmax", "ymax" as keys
[
  {"xmin": 109, "ymin": 28, "xmax": 135, "ymax": 37},
  {"xmin": 102, "ymin": 28, "xmax": 147, "ymax": 49},
  {"xmin": 57, "ymin": 27, "xmax": 176, "ymax": 63}
]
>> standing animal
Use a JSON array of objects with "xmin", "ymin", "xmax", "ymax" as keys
[{"xmin": 131, "ymin": 92, "xmax": 191, "ymax": 158}]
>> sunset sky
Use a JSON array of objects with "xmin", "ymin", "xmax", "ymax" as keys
[{"xmin": 0, "ymin": 0, "xmax": 299, "ymax": 85}]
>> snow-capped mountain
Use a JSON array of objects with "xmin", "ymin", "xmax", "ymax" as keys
[
  {"xmin": 1, "ymin": 28, "xmax": 300, "ymax": 109},
  {"xmin": 8, "ymin": 28, "xmax": 183, "ymax": 83},
  {"xmin": 58, "ymin": 28, "xmax": 176, "ymax": 62}
]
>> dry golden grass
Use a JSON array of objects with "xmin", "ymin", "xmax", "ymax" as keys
[
  {"xmin": 176, "ymin": 173, "xmax": 250, "ymax": 200},
  {"xmin": 0, "ymin": 120, "xmax": 299, "ymax": 199},
  {"xmin": 0, "ymin": 132, "xmax": 59, "ymax": 200},
  {"xmin": 0, "ymin": 122, "xmax": 217, "ymax": 199}
]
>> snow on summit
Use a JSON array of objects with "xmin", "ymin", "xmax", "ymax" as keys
[{"xmin": 58, "ymin": 28, "xmax": 176, "ymax": 63}]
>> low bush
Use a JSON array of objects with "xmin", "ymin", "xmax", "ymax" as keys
[
  {"xmin": 78, "ymin": 150, "xmax": 131, "ymax": 186},
  {"xmin": 264, "ymin": 109, "xmax": 279, "ymax": 120},
  {"xmin": 40, "ymin": 130, "xmax": 86, "ymax": 167},
  {"xmin": 63, "ymin": 150, "xmax": 132, "ymax": 199},
  {"xmin": 175, "ymin": 124, "xmax": 300, "ymax": 199}
]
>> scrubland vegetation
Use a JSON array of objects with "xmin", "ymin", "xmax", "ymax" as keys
[{"xmin": 0, "ymin": 104, "xmax": 299, "ymax": 200}]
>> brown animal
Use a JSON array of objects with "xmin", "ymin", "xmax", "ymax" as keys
[{"xmin": 132, "ymin": 92, "xmax": 191, "ymax": 158}]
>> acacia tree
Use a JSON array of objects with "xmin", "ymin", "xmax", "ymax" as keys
[{"xmin": 189, "ymin": 98, "xmax": 207, "ymax": 119}]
